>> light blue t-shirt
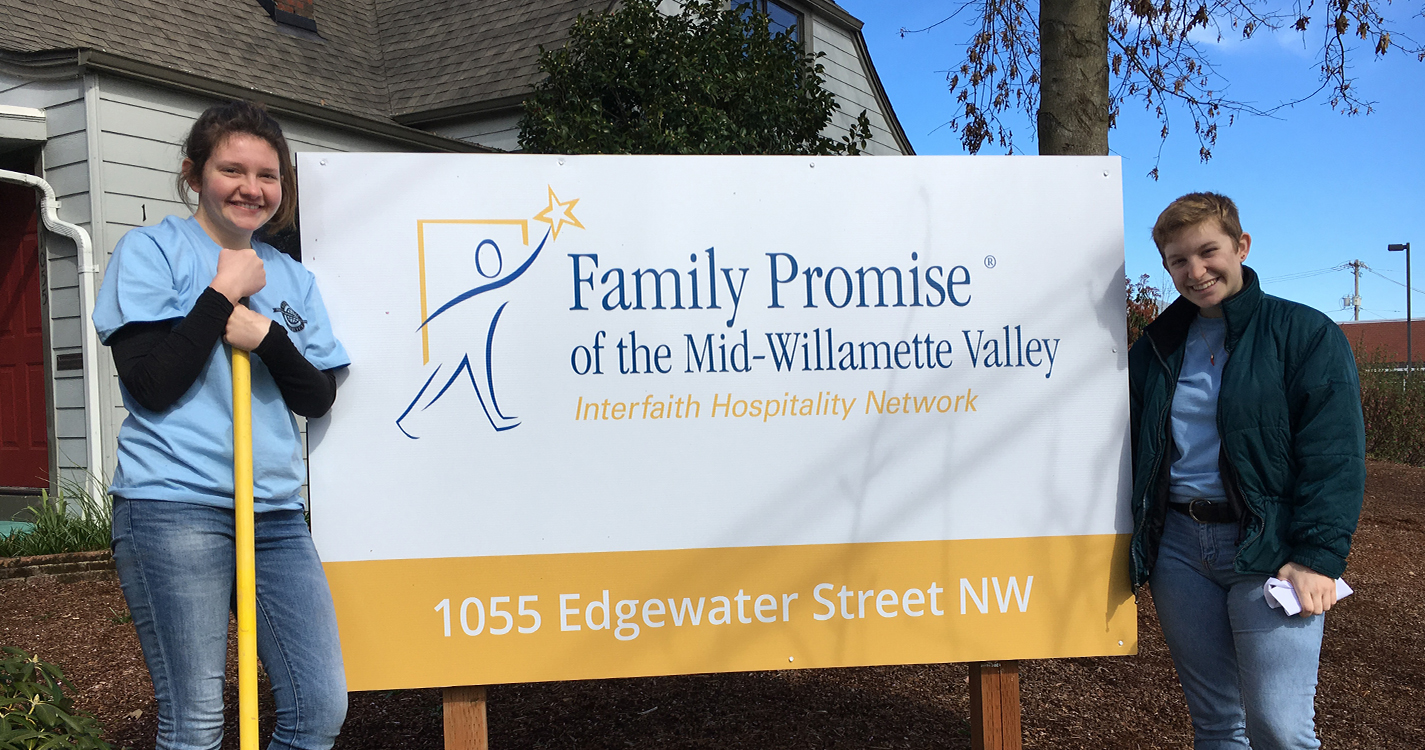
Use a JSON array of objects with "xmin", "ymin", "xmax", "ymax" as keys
[
  {"xmin": 1169, "ymin": 315, "xmax": 1228, "ymax": 502},
  {"xmin": 93, "ymin": 216, "xmax": 349, "ymax": 511}
]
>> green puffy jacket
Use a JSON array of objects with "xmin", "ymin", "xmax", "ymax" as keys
[{"xmin": 1127, "ymin": 266, "xmax": 1365, "ymax": 589}]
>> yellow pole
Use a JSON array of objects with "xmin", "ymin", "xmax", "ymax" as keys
[{"xmin": 232, "ymin": 347, "xmax": 258, "ymax": 750}]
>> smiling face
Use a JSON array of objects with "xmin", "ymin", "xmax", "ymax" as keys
[
  {"xmin": 1161, "ymin": 220, "xmax": 1252, "ymax": 317},
  {"xmin": 186, "ymin": 133, "xmax": 283, "ymax": 249}
]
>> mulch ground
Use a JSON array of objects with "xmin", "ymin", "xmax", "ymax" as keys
[{"xmin": 2, "ymin": 459, "xmax": 1421, "ymax": 749}]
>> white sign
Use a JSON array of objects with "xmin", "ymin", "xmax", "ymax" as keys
[{"xmin": 301, "ymin": 154, "xmax": 1134, "ymax": 689}]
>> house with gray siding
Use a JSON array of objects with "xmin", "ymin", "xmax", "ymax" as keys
[{"xmin": 0, "ymin": 0, "xmax": 911, "ymax": 505}]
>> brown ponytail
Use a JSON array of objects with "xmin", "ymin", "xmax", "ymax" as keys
[{"xmin": 176, "ymin": 100, "xmax": 298, "ymax": 232}]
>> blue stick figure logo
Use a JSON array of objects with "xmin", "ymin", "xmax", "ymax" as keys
[{"xmin": 396, "ymin": 187, "xmax": 583, "ymax": 437}]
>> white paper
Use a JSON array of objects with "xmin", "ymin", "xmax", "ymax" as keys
[{"xmin": 1263, "ymin": 577, "xmax": 1353, "ymax": 616}]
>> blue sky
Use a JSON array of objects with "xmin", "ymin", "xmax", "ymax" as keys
[{"xmin": 838, "ymin": 1, "xmax": 1425, "ymax": 322}]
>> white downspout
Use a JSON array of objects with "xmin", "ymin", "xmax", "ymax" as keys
[{"xmin": 0, "ymin": 169, "xmax": 105, "ymax": 502}]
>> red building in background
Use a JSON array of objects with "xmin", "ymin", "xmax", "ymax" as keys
[{"xmin": 1339, "ymin": 320, "xmax": 1425, "ymax": 368}]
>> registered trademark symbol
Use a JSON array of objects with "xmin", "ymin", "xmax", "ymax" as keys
[{"xmin": 984, "ymin": 255, "xmax": 997, "ymax": 269}]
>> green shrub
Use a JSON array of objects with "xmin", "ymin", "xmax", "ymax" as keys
[
  {"xmin": 1357, "ymin": 353, "xmax": 1425, "ymax": 466},
  {"xmin": 0, "ymin": 481, "xmax": 111, "ymax": 559},
  {"xmin": 519, "ymin": 0, "xmax": 872, "ymax": 155},
  {"xmin": 0, "ymin": 646, "xmax": 112, "ymax": 750}
]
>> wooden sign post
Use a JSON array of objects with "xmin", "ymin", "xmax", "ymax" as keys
[
  {"xmin": 970, "ymin": 661, "xmax": 1022, "ymax": 750},
  {"xmin": 443, "ymin": 686, "xmax": 489, "ymax": 750},
  {"xmin": 440, "ymin": 662, "xmax": 1022, "ymax": 750},
  {"xmin": 440, "ymin": 666, "xmax": 1022, "ymax": 750}
]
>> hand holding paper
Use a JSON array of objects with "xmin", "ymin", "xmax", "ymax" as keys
[{"xmin": 1263, "ymin": 577, "xmax": 1353, "ymax": 616}]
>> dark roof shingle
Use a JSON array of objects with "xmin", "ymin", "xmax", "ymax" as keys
[
  {"xmin": 0, "ymin": 0, "xmax": 606, "ymax": 126},
  {"xmin": 376, "ymin": 0, "xmax": 609, "ymax": 120},
  {"xmin": 1, "ymin": 0, "xmax": 392, "ymax": 121}
]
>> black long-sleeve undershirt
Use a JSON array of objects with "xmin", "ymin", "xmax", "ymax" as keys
[
  {"xmin": 252, "ymin": 319, "xmax": 339, "ymax": 418},
  {"xmin": 107, "ymin": 287, "xmax": 339, "ymax": 417}
]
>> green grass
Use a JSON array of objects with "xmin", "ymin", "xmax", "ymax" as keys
[{"xmin": 0, "ymin": 480, "xmax": 112, "ymax": 558}]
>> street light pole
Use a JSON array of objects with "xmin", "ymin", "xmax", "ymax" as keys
[{"xmin": 1389, "ymin": 242, "xmax": 1412, "ymax": 383}]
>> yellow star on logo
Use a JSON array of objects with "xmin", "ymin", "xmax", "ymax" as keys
[{"xmin": 532, "ymin": 186, "xmax": 584, "ymax": 241}]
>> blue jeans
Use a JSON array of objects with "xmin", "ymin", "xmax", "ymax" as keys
[
  {"xmin": 112, "ymin": 498, "xmax": 347, "ymax": 750},
  {"xmin": 1150, "ymin": 509, "xmax": 1324, "ymax": 750}
]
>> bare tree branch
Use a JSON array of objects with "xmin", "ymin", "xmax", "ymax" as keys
[{"xmin": 907, "ymin": 0, "xmax": 1423, "ymax": 173}]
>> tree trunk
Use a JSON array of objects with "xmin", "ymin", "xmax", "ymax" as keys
[{"xmin": 1038, "ymin": 0, "xmax": 1110, "ymax": 156}]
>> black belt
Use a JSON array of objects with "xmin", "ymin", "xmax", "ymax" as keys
[{"xmin": 1169, "ymin": 498, "xmax": 1241, "ymax": 524}]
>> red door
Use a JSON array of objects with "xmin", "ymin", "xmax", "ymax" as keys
[{"xmin": 0, "ymin": 182, "xmax": 49, "ymax": 489}]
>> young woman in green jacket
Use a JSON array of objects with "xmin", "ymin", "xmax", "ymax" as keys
[{"xmin": 1127, "ymin": 193, "xmax": 1365, "ymax": 749}]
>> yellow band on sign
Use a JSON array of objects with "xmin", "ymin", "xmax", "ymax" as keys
[{"xmin": 326, "ymin": 534, "xmax": 1136, "ymax": 691}]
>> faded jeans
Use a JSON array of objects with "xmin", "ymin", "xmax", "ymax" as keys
[
  {"xmin": 111, "ymin": 498, "xmax": 347, "ymax": 750},
  {"xmin": 1150, "ymin": 508, "xmax": 1324, "ymax": 750}
]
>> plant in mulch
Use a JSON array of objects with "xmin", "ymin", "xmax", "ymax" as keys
[
  {"xmin": 0, "ymin": 481, "xmax": 111, "ymax": 559},
  {"xmin": 0, "ymin": 646, "xmax": 112, "ymax": 750},
  {"xmin": 1357, "ymin": 351, "xmax": 1425, "ymax": 466},
  {"xmin": 1125, "ymin": 274, "xmax": 1162, "ymax": 347}
]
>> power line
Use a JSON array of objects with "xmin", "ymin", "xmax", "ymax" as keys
[
  {"xmin": 1365, "ymin": 268, "xmax": 1425, "ymax": 296},
  {"xmin": 1262, "ymin": 264, "xmax": 1350, "ymax": 283}
]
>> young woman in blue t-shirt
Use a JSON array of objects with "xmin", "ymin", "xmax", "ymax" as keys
[{"xmin": 94, "ymin": 100, "xmax": 348, "ymax": 750}]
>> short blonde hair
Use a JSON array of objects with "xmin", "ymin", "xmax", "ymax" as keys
[{"xmin": 1151, "ymin": 192, "xmax": 1243, "ymax": 254}]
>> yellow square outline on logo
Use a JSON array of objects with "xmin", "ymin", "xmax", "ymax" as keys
[{"xmin": 416, "ymin": 219, "xmax": 530, "ymax": 364}]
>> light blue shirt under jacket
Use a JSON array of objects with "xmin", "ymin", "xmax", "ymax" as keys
[
  {"xmin": 93, "ymin": 216, "xmax": 349, "ymax": 511},
  {"xmin": 1169, "ymin": 314, "xmax": 1228, "ymax": 502}
]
